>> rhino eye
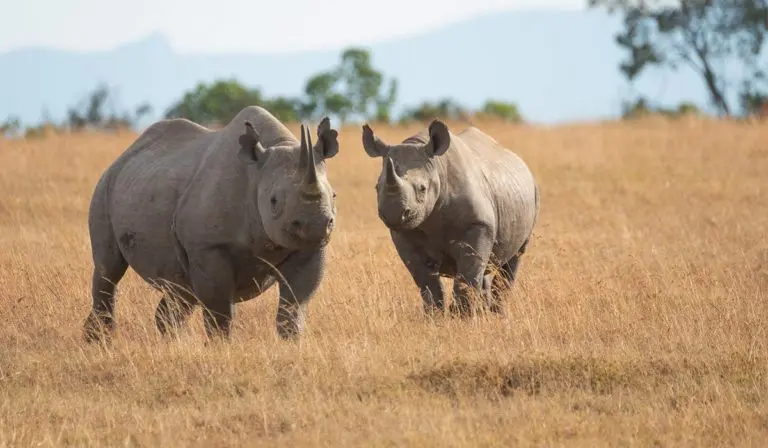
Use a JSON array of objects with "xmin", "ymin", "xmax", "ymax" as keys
[
  {"xmin": 415, "ymin": 184, "xmax": 427, "ymax": 202},
  {"xmin": 269, "ymin": 195, "xmax": 278, "ymax": 213}
]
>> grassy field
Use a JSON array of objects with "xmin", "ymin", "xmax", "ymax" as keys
[{"xmin": 0, "ymin": 117, "xmax": 766, "ymax": 447}]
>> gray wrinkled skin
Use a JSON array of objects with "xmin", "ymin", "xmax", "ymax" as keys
[
  {"xmin": 362, "ymin": 119, "xmax": 540, "ymax": 317},
  {"xmin": 83, "ymin": 106, "xmax": 339, "ymax": 343}
]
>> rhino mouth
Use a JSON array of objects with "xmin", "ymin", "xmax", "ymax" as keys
[
  {"xmin": 388, "ymin": 221, "xmax": 418, "ymax": 231},
  {"xmin": 381, "ymin": 209, "xmax": 420, "ymax": 230},
  {"xmin": 280, "ymin": 228, "xmax": 332, "ymax": 250}
]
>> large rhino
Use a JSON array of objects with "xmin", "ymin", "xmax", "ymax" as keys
[
  {"xmin": 361, "ymin": 120, "xmax": 539, "ymax": 317},
  {"xmin": 83, "ymin": 106, "xmax": 339, "ymax": 342}
]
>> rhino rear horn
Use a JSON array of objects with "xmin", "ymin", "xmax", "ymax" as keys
[{"xmin": 299, "ymin": 123, "xmax": 309, "ymax": 169}]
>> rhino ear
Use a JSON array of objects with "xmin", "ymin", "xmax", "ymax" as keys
[
  {"xmin": 238, "ymin": 121, "xmax": 267, "ymax": 164},
  {"xmin": 316, "ymin": 116, "xmax": 339, "ymax": 159},
  {"xmin": 362, "ymin": 123, "xmax": 389, "ymax": 158},
  {"xmin": 425, "ymin": 119, "xmax": 450, "ymax": 157}
]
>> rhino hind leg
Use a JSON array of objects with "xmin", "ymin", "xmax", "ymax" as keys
[
  {"xmin": 186, "ymin": 249, "xmax": 236, "ymax": 340},
  {"xmin": 489, "ymin": 237, "xmax": 531, "ymax": 314},
  {"xmin": 202, "ymin": 301, "xmax": 234, "ymax": 340},
  {"xmin": 481, "ymin": 273, "xmax": 502, "ymax": 315},
  {"xmin": 154, "ymin": 286, "xmax": 197, "ymax": 337},
  {"xmin": 83, "ymin": 244, "xmax": 128, "ymax": 344}
]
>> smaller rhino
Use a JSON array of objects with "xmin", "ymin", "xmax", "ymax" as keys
[{"xmin": 361, "ymin": 120, "xmax": 540, "ymax": 316}]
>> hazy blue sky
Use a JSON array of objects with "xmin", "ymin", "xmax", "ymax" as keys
[{"xmin": 2, "ymin": 0, "xmax": 585, "ymax": 52}]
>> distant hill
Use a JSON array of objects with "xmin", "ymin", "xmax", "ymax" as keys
[{"xmin": 0, "ymin": 9, "xmax": 714, "ymax": 128}]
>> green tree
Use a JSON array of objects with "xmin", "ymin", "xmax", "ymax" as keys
[
  {"xmin": 400, "ymin": 98, "xmax": 469, "ymax": 123},
  {"xmin": 166, "ymin": 79, "xmax": 301, "ymax": 125},
  {"xmin": 165, "ymin": 79, "xmax": 263, "ymax": 125},
  {"xmin": 66, "ymin": 83, "xmax": 153, "ymax": 131},
  {"xmin": 675, "ymin": 101, "xmax": 701, "ymax": 116},
  {"xmin": 336, "ymin": 48, "xmax": 398, "ymax": 121},
  {"xmin": 479, "ymin": 100, "xmax": 524, "ymax": 122},
  {"xmin": 621, "ymin": 96, "xmax": 654, "ymax": 119},
  {"xmin": 374, "ymin": 78, "xmax": 398, "ymax": 123},
  {"xmin": 303, "ymin": 72, "xmax": 353, "ymax": 122},
  {"xmin": 620, "ymin": 95, "xmax": 703, "ymax": 119},
  {"xmin": 67, "ymin": 84, "xmax": 111, "ymax": 130},
  {"xmin": 588, "ymin": 0, "xmax": 768, "ymax": 117},
  {"xmin": 134, "ymin": 103, "xmax": 154, "ymax": 124},
  {"xmin": 302, "ymin": 47, "xmax": 398, "ymax": 123},
  {"xmin": 740, "ymin": 86, "xmax": 768, "ymax": 115},
  {"xmin": 263, "ymin": 96, "xmax": 302, "ymax": 123},
  {"xmin": 0, "ymin": 115, "xmax": 21, "ymax": 138}
]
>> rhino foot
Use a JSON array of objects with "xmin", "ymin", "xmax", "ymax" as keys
[
  {"xmin": 276, "ymin": 302, "xmax": 306, "ymax": 341},
  {"xmin": 488, "ymin": 301, "xmax": 507, "ymax": 317},
  {"xmin": 448, "ymin": 300, "xmax": 474, "ymax": 319},
  {"xmin": 82, "ymin": 311, "xmax": 116, "ymax": 344},
  {"xmin": 155, "ymin": 296, "xmax": 196, "ymax": 338},
  {"xmin": 422, "ymin": 302, "xmax": 445, "ymax": 317}
]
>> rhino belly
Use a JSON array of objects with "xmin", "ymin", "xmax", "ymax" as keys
[
  {"xmin": 115, "ymin": 225, "xmax": 189, "ymax": 289},
  {"xmin": 233, "ymin": 275, "xmax": 278, "ymax": 302},
  {"xmin": 110, "ymin": 198, "xmax": 188, "ymax": 290},
  {"xmin": 231, "ymin": 248, "xmax": 291, "ymax": 302}
]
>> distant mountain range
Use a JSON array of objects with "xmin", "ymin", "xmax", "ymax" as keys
[{"xmin": 0, "ymin": 9, "xmax": 719, "ymax": 128}]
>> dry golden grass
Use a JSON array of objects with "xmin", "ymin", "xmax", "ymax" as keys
[{"xmin": 0, "ymin": 117, "xmax": 767, "ymax": 447}]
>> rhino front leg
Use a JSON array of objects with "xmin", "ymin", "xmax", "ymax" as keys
[
  {"xmin": 391, "ymin": 231, "xmax": 445, "ymax": 314},
  {"xmin": 188, "ymin": 248, "xmax": 236, "ymax": 340},
  {"xmin": 275, "ymin": 248, "xmax": 326, "ymax": 340},
  {"xmin": 489, "ymin": 238, "xmax": 531, "ymax": 316},
  {"xmin": 449, "ymin": 224, "xmax": 494, "ymax": 318},
  {"xmin": 414, "ymin": 272, "xmax": 445, "ymax": 315}
]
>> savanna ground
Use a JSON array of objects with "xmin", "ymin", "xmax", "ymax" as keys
[{"xmin": 0, "ymin": 116, "xmax": 767, "ymax": 447}]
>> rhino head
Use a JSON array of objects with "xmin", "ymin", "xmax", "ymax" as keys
[
  {"xmin": 361, "ymin": 119, "xmax": 451, "ymax": 231},
  {"xmin": 238, "ymin": 117, "xmax": 339, "ymax": 250}
]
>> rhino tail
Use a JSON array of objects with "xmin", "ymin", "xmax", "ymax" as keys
[{"xmin": 522, "ymin": 182, "xmax": 540, "ymax": 250}]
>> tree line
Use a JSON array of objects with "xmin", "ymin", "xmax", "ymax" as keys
[
  {"xmin": 161, "ymin": 48, "xmax": 523, "ymax": 128},
  {"xmin": 1, "ymin": 84, "xmax": 154, "ymax": 139},
  {"xmin": 3, "ymin": 1, "xmax": 767, "ymax": 138},
  {"xmin": 1, "ymin": 48, "xmax": 522, "ymax": 139}
]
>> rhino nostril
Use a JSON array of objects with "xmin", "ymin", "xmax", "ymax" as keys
[
  {"xmin": 327, "ymin": 217, "xmax": 335, "ymax": 229},
  {"xmin": 290, "ymin": 220, "xmax": 302, "ymax": 234},
  {"xmin": 402, "ymin": 209, "xmax": 415, "ymax": 222}
]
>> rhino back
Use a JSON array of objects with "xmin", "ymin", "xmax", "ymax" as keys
[
  {"xmin": 101, "ymin": 118, "xmax": 216, "ymax": 286},
  {"xmin": 446, "ymin": 127, "xmax": 538, "ymax": 261},
  {"xmin": 227, "ymin": 105, "xmax": 297, "ymax": 148}
]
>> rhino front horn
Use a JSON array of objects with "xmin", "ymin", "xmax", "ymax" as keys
[
  {"xmin": 384, "ymin": 157, "xmax": 401, "ymax": 190},
  {"xmin": 302, "ymin": 125, "xmax": 321, "ymax": 196}
]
